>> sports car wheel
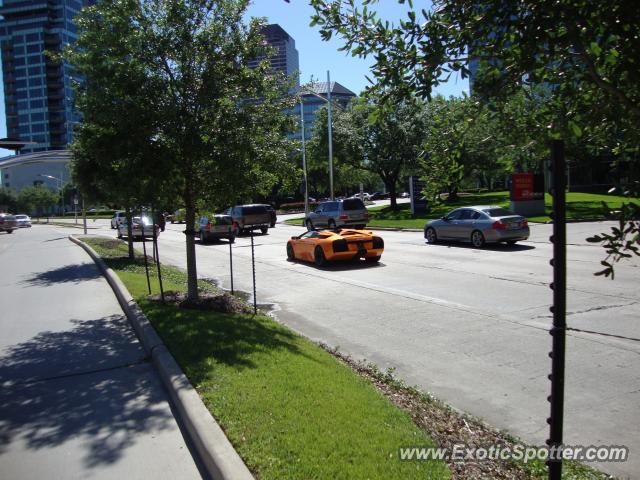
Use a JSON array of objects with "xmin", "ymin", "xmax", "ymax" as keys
[
  {"xmin": 287, "ymin": 242, "xmax": 295, "ymax": 261},
  {"xmin": 314, "ymin": 246, "xmax": 327, "ymax": 266},
  {"xmin": 425, "ymin": 227, "xmax": 437, "ymax": 244},
  {"xmin": 366, "ymin": 255, "xmax": 381, "ymax": 263},
  {"xmin": 305, "ymin": 219, "xmax": 314, "ymax": 230},
  {"xmin": 471, "ymin": 230, "xmax": 485, "ymax": 248}
]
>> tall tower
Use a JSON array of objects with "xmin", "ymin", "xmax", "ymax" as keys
[
  {"xmin": 249, "ymin": 24, "xmax": 299, "ymax": 86},
  {"xmin": 0, "ymin": 0, "xmax": 93, "ymax": 154}
]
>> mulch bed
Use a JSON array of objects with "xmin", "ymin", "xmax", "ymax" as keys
[
  {"xmin": 322, "ymin": 345, "xmax": 544, "ymax": 479},
  {"xmin": 148, "ymin": 290, "xmax": 253, "ymax": 314}
]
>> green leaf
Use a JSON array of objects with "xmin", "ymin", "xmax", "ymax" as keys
[{"xmin": 568, "ymin": 121, "xmax": 582, "ymax": 138}]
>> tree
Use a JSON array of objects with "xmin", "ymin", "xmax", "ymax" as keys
[
  {"xmin": 68, "ymin": 0, "xmax": 297, "ymax": 299},
  {"xmin": 17, "ymin": 186, "xmax": 59, "ymax": 216},
  {"xmin": 329, "ymin": 95, "xmax": 427, "ymax": 208},
  {"xmin": 0, "ymin": 188, "xmax": 17, "ymax": 212},
  {"xmin": 310, "ymin": 0, "xmax": 639, "ymax": 274},
  {"xmin": 66, "ymin": 0, "xmax": 170, "ymax": 258},
  {"xmin": 305, "ymin": 103, "xmax": 379, "ymax": 198}
]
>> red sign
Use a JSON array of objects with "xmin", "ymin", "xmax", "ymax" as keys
[{"xmin": 511, "ymin": 173, "xmax": 544, "ymax": 201}]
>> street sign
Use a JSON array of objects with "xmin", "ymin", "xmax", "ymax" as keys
[
  {"xmin": 409, "ymin": 176, "xmax": 428, "ymax": 215},
  {"xmin": 510, "ymin": 173, "xmax": 544, "ymax": 201}
]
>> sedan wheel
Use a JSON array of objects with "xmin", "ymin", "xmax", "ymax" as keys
[
  {"xmin": 314, "ymin": 246, "xmax": 327, "ymax": 266},
  {"xmin": 425, "ymin": 227, "xmax": 437, "ymax": 244},
  {"xmin": 328, "ymin": 219, "xmax": 336, "ymax": 229},
  {"xmin": 287, "ymin": 242, "xmax": 295, "ymax": 261},
  {"xmin": 471, "ymin": 230, "xmax": 486, "ymax": 248},
  {"xmin": 305, "ymin": 219, "xmax": 314, "ymax": 230}
]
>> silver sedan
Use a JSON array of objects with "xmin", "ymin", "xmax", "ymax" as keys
[
  {"xmin": 117, "ymin": 216, "xmax": 160, "ymax": 239},
  {"xmin": 424, "ymin": 206, "xmax": 530, "ymax": 248}
]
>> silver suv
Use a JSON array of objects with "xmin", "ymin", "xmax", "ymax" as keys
[
  {"xmin": 225, "ymin": 204, "xmax": 272, "ymax": 235},
  {"xmin": 304, "ymin": 199, "xmax": 369, "ymax": 230}
]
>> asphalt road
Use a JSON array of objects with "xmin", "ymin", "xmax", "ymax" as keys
[
  {"xmin": 33, "ymin": 217, "xmax": 640, "ymax": 478},
  {"xmin": 0, "ymin": 226, "xmax": 204, "ymax": 479}
]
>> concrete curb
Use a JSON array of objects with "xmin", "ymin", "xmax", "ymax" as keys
[{"xmin": 69, "ymin": 235, "xmax": 254, "ymax": 480}]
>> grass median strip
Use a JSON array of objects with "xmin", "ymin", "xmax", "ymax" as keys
[
  {"xmin": 83, "ymin": 237, "xmax": 613, "ymax": 479},
  {"xmin": 285, "ymin": 191, "xmax": 638, "ymax": 229},
  {"xmin": 82, "ymin": 237, "xmax": 449, "ymax": 479}
]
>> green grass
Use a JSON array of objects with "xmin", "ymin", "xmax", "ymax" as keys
[
  {"xmin": 82, "ymin": 237, "xmax": 450, "ymax": 480},
  {"xmin": 285, "ymin": 191, "xmax": 638, "ymax": 229}
]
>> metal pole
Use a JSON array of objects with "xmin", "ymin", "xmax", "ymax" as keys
[
  {"xmin": 141, "ymin": 217, "xmax": 151, "ymax": 295},
  {"xmin": 82, "ymin": 196, "xmax": 87, "ymax": 235},
  {"xmin": 229, "ymin": 238, "xmax": 234, "ymax": 295},
  {"xmin": 250, "ymin": 230, "xmax": 257, "ymax": 315},
  {"xmin": 547, "ymin": 139, "xmax": 567, "ymax": 480},
  {"xmin": 300, "ymin": 99, "xmax": 309, "ymax": 216},
  {"xmin": 327, "ymin": 70, "xmax": 334, "ymax": 201},
  {"xmin": 153, "ymin": 230, "xmax": 165, "ymax": 303}
]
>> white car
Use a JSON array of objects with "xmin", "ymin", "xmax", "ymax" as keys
[
  {"xmin": 110, "ymin": 211, "xmax": 126, "ymax": 229},
  {"xmin": 117, "ymin": 216, "xmax": 160, "ymax": 239},
  {"xmin": 15, "ymin": 214, "xmax": 32, "ymax": 228}
]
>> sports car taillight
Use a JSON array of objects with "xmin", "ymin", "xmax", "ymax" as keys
[
  {"xmin": 332, "ymin": 239, "xmax": 349, "ymax": 252},
  {"xmin": 372, "ymin": 236, "xmax": 384, "ymax": 249}
]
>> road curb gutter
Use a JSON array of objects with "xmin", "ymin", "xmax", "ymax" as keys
[{"xmin": 68, "ymin": 235, "xmax": 254, "ymax": 480}]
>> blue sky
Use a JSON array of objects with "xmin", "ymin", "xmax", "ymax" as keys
[
  {"xmin": 245, "ymin": 0, "xmax": 468, "ymax": 97},
  {"xmin": 0, "ymin": 0, "xmax": 467, "ymax": 157}
]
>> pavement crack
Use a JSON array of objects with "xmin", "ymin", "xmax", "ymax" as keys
[
  {"xmin": 2, "ymin": 357, "xmax": 151, "ymax": 388},
  {"xmin": 533, "ymin": 301, "xmax": 638, "ymax": 319}
]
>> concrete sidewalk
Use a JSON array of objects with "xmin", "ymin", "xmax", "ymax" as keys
[{"xmin": 0, "ymin": 226, "xmax": 205, "ymax": 479}]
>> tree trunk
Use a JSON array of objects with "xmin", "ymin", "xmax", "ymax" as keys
[
  {"xmin": 184, "ymin": 200, "xmax": 198, "ymax": 301},
  {"xmin": 381, "ymin": 172, "xmax": 398, "ymax": 210},
  {"xmin": 125, "ymin": 206, "xmax": 134, "ymax": 259}
]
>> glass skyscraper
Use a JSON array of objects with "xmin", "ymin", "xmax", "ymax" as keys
[
  {"xmin": 0, "ymin": 0, "xmax": 93, "ymax": 154},
  {"xmin": 249, "ymin": 23, "xmax": 299, "ymax": 87}
]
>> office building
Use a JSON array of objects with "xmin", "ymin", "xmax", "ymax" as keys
[
  {"xmin": 249, "ymin": 23, "xmax": 299, "ymax": 86},
  {"xmin": 298, "ymin": 81, "xmax": 356, "ymax": 141},
  {"xmin": 0, "ymin": 0, "xmax": 93, "ymax": 192}
]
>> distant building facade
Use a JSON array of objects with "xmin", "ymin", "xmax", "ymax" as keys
[
  {"xmin": 249, "ymin": 23, "xmax": 299, "ymax": 86},
  {"xmin": 297, "ymin": 81, "xmax": 356, "ymax": 141},
  {"xmin": 0, "ymin": 0, "xmax": 93, "ymax": 192}
]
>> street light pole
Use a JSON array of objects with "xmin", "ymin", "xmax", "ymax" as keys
[
  {"xmin": 300, "ymin": 99, "xmax": 309, "ymax": 216},
  {"xmin": 327, "ymin": 70, "xmax": 334, "ymax": 200},
  {"xmin": 39, "ymin": 173, "xmax": 63, "ymax": 216}
]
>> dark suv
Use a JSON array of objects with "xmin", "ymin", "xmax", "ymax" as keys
[
  {"xmin": 0, "ymin": 213, "xmax": 16, "ymax": 234},
  {"xmin": 304, "ymin": 198, "xmax": 369, "ymax": 230},
  {"xmin": 225, "ymin": 204, "xmax": 272, "ymax": 235}
]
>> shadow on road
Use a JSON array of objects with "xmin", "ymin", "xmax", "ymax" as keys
[
  {"xmin": 0, "ymin": 315, "xmax": 174, "ymax": 469},
  {"xmin": 424, "ymin": 241, "xmax": 536, "ymax": 252},
  {"xmin": 21, "ymin": 263, "xmax": 102, "ymax": 287},
  {"xmin": 287, "ymin": 258, "xmax": 386, "ymax": 271}
]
